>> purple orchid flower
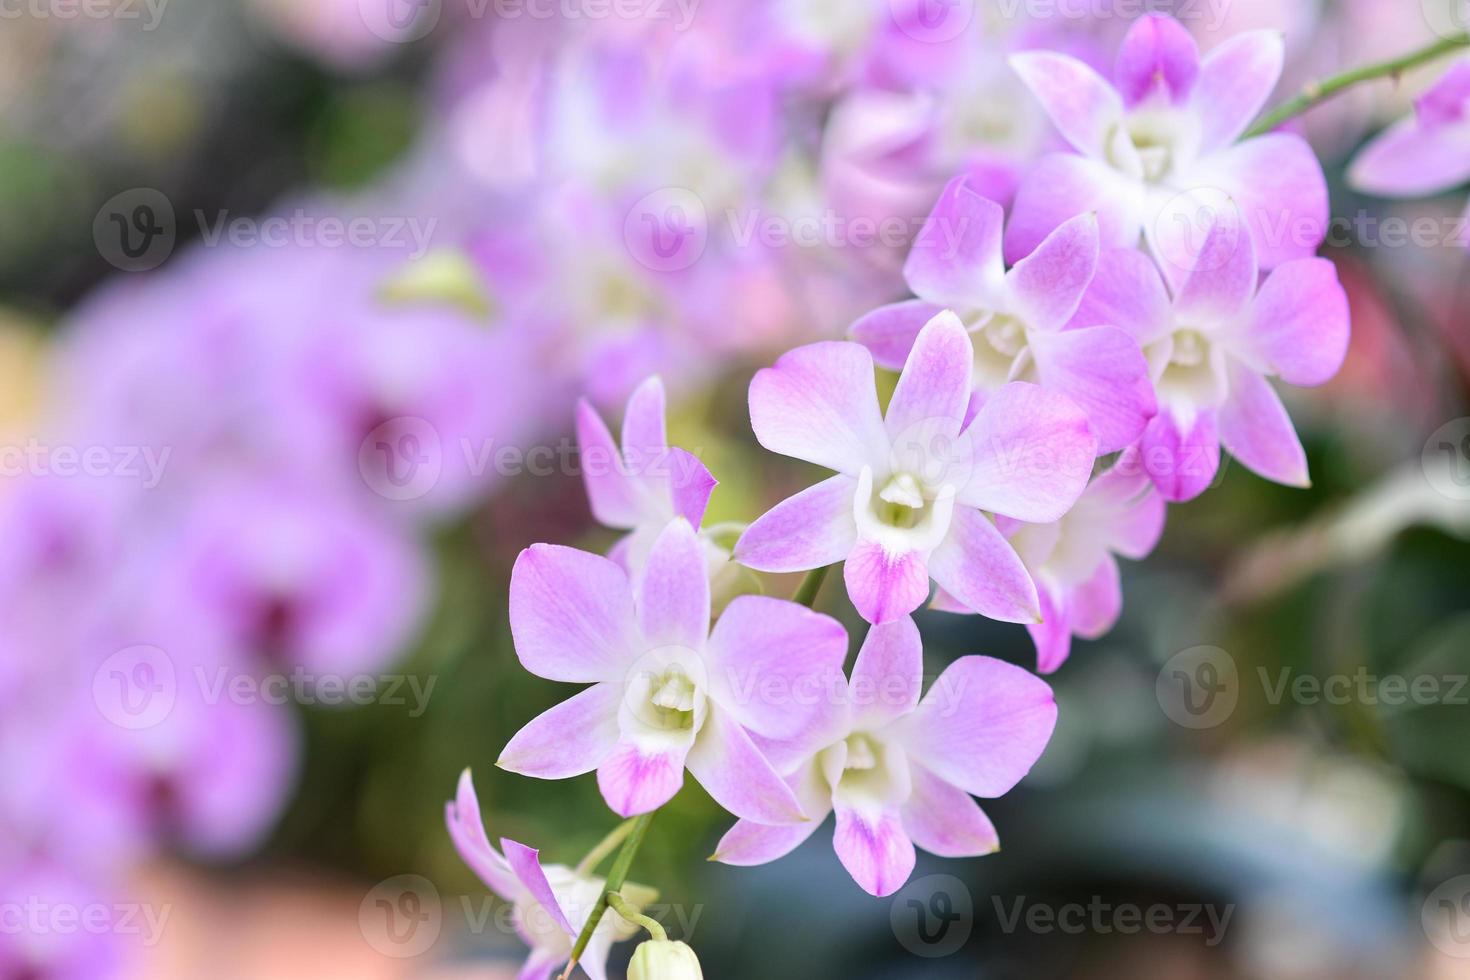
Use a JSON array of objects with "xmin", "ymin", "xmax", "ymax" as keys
[
  {"xmin": 851, "ymin": 176, "xmax": 1156, "ymax": 453},
  {"xmin": 446, "ymin": 771, "xmax": 656, "ymax": 980},
  {"xmin": 1005, "ymin": 14, "xmax": 1328, "ymax": 272},
  {"xmin": 500, "ymin": 517, "xmax": 848, "ymax": 823},
  {"xmin": 737, "ymin": 311, "xmax": 1097, "ymax": 626},
  {"xmin": 713, "ymin": 616, "xmax": 1057, "ymax": 897},
  {"xmin": 1070, "ymin": 208, "xmax": 1350, "ymax": 501},
  {"xmin": 1349, "ymin": 59, "xmax": 1470, "ymax": 241},
  {"xmin": 935, "ymin": 454, "xmax": 1166, "ymax": 673},
  {"xmin": 0, "ymin": 856, "xmax": 129, "ymax": 979},
  {"xmin": 576, "ymin": 376, "xmax": 718, "ymax": 576}
]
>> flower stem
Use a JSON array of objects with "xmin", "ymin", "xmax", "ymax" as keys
[
  {"xmin": 606, "ymin": 891, "xmax": 668, "ymax": 942},
  {"xmin": 792, "ymin": 565, "xmax": 830, "ymax": 609},
  {"xmin": 559, "ymin": 812, "xmax": 654, "ymax": 980},
  {"xmin": 1245, "ymin": 32, "xmax": 1470, "ymax": 138},
  {"xmin": 575, "ymin": 818, "xmax": 636, "ymax": 877}
]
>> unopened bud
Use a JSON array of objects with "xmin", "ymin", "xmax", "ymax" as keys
[{"xmin": 627, "ymin": 940, "xmax": 703, "ymax": 980}]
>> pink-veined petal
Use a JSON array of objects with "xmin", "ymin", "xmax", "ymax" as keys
[
  {"xmin": 636, "ymin": 518, "xmax": 710, "ymax": 652},
  {"xmin": 1009, "ymin": 51, "xmax": 1124, "ymax": 158},
  {"xmin": 621, "ymin": 376, "xmax": 667, "ymax": 467},
  {"xmin": 516, "ymin": 951, "xmax": 560, "ymax": 980},
  {"xmin": 510, "ymin": 545, "xmax": 640, "ymax": 682},
  {"xmin": 901, "ymin": 656, "xmax": 1058, "ymax": 798},
  {"xmin": 1068, "ymin": 247, "xmax": 1172, "ymax": 344},
  {"xmin": 957, "ymin": 382, "xmax": 1096, "ymax": 522},
  {"xmin": 1218, "ymin": 360, "xmax": 1310, "ymax": 487},
  {"xmin": 669, "ymin": 448, "xmax": 717, "ymax": 528},
  {"xmin": 1194, "ymin": 30, "xmax": 1286, "ymax": 151},
  {"xmin": 1171, "ymin": 204, "xmax": 1259, "ymax": 326},
  {"xmin": 1114, "ymin": 13, "xmax": 1200, "ymax": 108},
  {"xmin": 576, "ymin": 400, "xmax": 644, "ymax": 529},
  {"xmin": 1241, "ymin": 257, "xmax": 1350, "ymax": 387},
  {"xmin": 712, "ymin": 760, "xmax": 833, "ymax": 866},
  {"xmin": 749, "ymin": 341, "xmax": 888, "ymax": 475},
  {"xmin": 927, "ymin": 507, "xmax": 1040, "ymax": 624},
  {"xmin": 686, "ymin": 705, "xmax": 807, "ymax": 824},
  {"xmin": 1006, "ymin": 213, "xmax": 1100, "ymax": 332},
  {"xmin": 1190, "ymin": 133, "xmax": 1328, "ymax": 269},
  {"xmin": 833, "ymin": 805, "xmax": 916, "ymax": 897},
  {"xmin": 1028, "ymin": 325, "xmax": 1156, "ymax": 454},
  {"xmin": 849, "ymin": 615, "xmax": 924, "ymax": 731},
  {"xmin": 497, "ymin": 683, "xmax": 622, "ymax": 779},
  {"xmin": 501, "ymin": 840, "xmax": 576, "ymax": 937},
  {"xmin": 597, "ymin": 739, "xmax": 688, "ymax": 817},
  {"xmin": 901, "ymin": 764, "xmax": 999, "ymax": 858},
  {"xmin": 1349, "ymin": 115, "xmax": 1470, "ymax": 198},
  {"xmin": 902, "ymin": 176, "xmax": 1007, "ymax": 308},
  {"xmin": 849, "ymin": 300, "xmax": 945, "ymax": 371},
  {"xmin": 844, "ymin": 538, "xmax": 931, "ymax": 625},
  {"xmin": 885, "ymin": 311, "xmax": 974, "ymax": 444},
  {"xmin": 445, "ymin": 770, "xmax": 520, "ymax": 900},
  {"xmin": 1006, "ymin": 154, "xmax": 1141, "ymax": 263},
  {"xmin": 1139, "ymin": 406, "xmax": 1220, "ymax": 503},
  {"xmin": 1027, "ymin": 581, "xmax": 1073, "ymax": 674},
  {"xmin": 1071, "ymin": 554, "xmax": 1122, "ymax": 640},
  {"xmin": 734, "ymin": 475, "xmax": 859, "ymax": 573}
]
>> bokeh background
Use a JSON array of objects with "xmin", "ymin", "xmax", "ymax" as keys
[{"xmin": 3, "ymin": 0, "xmax": 1470, "ymax": 977}]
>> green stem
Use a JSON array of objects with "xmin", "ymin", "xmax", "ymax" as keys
[
  {"xmin": 792, "ymin": 565, "xmax": 830, "ymax": 609},
  {"xmin": 606, "ymin": 891, "xmax": 667, "ymax": 942},
  {"xmin": 574, "ymin": 819, "xmax": 635, "ymax": 877},
  {"xmin": 1245, "ymin": 32, "xmax": 1470, "ymax": 138},
  {"xmin": 559, "ymin": 812, "xmax": 654, "ymax": 979}
]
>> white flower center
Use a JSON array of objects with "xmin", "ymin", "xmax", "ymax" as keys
[
  {"xmin": 821, "ymin": 731, "xmax": 912, "ymax": 813},
  {"xmin": 1105, "ymin": 108, "xmax": 1196, "ymax": 184},
  {"xmin": 1146, "ymin": 327, "xmax": 1227, "ymax": 410}
]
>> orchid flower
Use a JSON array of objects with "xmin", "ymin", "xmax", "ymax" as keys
[
  {"xmin": 935, "ymin": 454, "xmax": 1165, "ymax": 673},
  {"xmin": 713, "ymin": 616, "xmax": 1056, "ymax": 897},
  {"xmin": 1349, "ymin": 59, "xmax": 1470, "ymax": 241},
  {"xmin": 446, "ymin": 771, "xmax": 656, "ymax": 980},
  {"xmin": 1005, "ymin": 14, "xmax": 1327, "ymax": 272},
  {"xmin": 736, "ymin": 311, "xmax": 1096, "ymax": 625},
  {"xmin": 500, "ymin": 517, "xmax": 848, "ymax": 822},
  {"xmin": 1070, "ymin": 208, "xmax": 1350, "ymax": 502},
  {"xmin": 576, "ymin": 376, "xmax": 720, "ymax": 581},
  {"xmin": 850, "ymin": 176, "xmax": 1156, "ymax": 453}
]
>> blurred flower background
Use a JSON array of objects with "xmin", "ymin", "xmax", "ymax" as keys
[{"xmin": 2, "ymin": 0, "xmax": 1470, "ymax": 977}]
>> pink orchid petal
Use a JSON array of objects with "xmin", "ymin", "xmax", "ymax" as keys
[
  {"xmin": 1069, "ymin": 247, "xmax": 1172, "ymax": 344},
  {"xmin": 1071, "ymin": 554, "xmax": 1122, "ymax": 640},
  {"xmin": 597, "ymin": 739, "xmax": 688, "ymax": 817},
  {"xmin": 1218, "ymin": 361, "xmax": 1310, "ymax": 488},
  {"xmin": 1005, "ymin": 153, "xmax": 1140, "ymax": 267},
  {"xmin": 903, "ymin": 177, "xmax": 1007, "ymax": 308},
  {"xmin": 833, "ymin": 805, "xmax": 916, "ymax": 897},
  {"xmin": 1349, "ymin": 115, "xmax": 1470, "ymax": 198},
  {"xmin": 1006, "ymin": 213, "xmax": 1100, "ymax": 332},
  {"xmin": 1028, "ymin": 325, "xmax": 1156, "ymax": 454},
  {"xmin": 576, "ymin": 400, "xmax": 644, "ymax": 529},
  {"xmin": 517, "ymin": 952, "xmax": 560, "ymax": 980},
  {"xmin": 445, "ymin": 770, "xmax": 520, "ymax": 900},
  {"xmin": 1194, "ymin": 31, "xmax": 1286, "ymax": 152},
  {"xmin": 849, "ymin": 300, "xmax": 946, "ymax": 371},
  {"xmin": 928, "ymin": 507, "xmax": 1040, "ymax": 624},
  {"xmin": 636, "ymin": 518, "xmax": 710, "ymax": 652},
  {"xmin": 510, "ymin": 545, "xmax": 640, "ymax": 683},
  {"xmin": 1114, "ymin": 13, "xmax": 1199, "ymax": 107},
  {"xmin": 734, "ymin": 475, "xmax": 859, "ymax": 573},
  {"xmin": 1104, "ymin": 473, "xmax": 1167, "ymax": 560},
  {"xmin": 1191, "ymin": 133, "xmax": 1328, "ymax": 269},
  {"xmin": 1243, "ymin": 258, "xmax": 1351, "ymax": 387},
  {"xmin": 956, "ymin": 382, "xmax": 1096, "ymax": 522},
  {"xmin": 1009, "ymin": 51, "xmax": 1123, "ymax": 158},
  {"xmin": 844, "ymin": 539, "xmax": 931, "ymax": 625},
  {"xmin": 669, "ymin": 448, "xmax": 717, "ymax": 528},
  {"xmin": 712, "ymin": 760, "xmax": 833, "ymax": 866},
  {"xmin": 1027, "ymin": 581, "xmax": 1074, "ymax": 674},
  {"xmin": 1139, "ymin": 407, "xmax": 1220, "ymax": 502},
  {"xmin": 850, "ymin": 615, "xmax": 924, "ymax": 731},
  {"xmin": 901, "ymin": 764, "xmax": 999, "ymax": 858},
  {"xmin": 687, "ymin": 705, "xmax": 807, "ymax": 824},
  {"xmin": 1171, "ymin": 204, "xmax": 1259, "ymax": 326},
  {"xmin": 1416, "ymin": 61, "xmax": 1470, "ymax": 125},
  {"xmin": 749, "ymin": 341, "xmax": 888, "ymax": 476},
  {"xmin": 885, "ymin": 311, "xmax": 974, "ymax": 444},
  {"xmin": 502, "ymin": 839, "xmax": 577, "ymax": 937},
  {"xmin": 620, "ymin": 376, "xmax": 667, "ymax": 466},
  {"xmin": 928, "ymin": 586, "xmax": 972, "ymax": 614},
  {"xmin": 497, "ymin": 683, "xmax": 622, "ymax": 779},
  {"xmin": 705, "ymin": 595, "xmax": 849, "ymax": 742},
  {"xmin": 902, "ymin": 655, "xmax": 1058, "ymax": 798}
]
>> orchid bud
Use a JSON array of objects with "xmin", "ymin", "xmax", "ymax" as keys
[{"xmin": 627, "ymin": 940, "xmax": 703, "ymax": 980}]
